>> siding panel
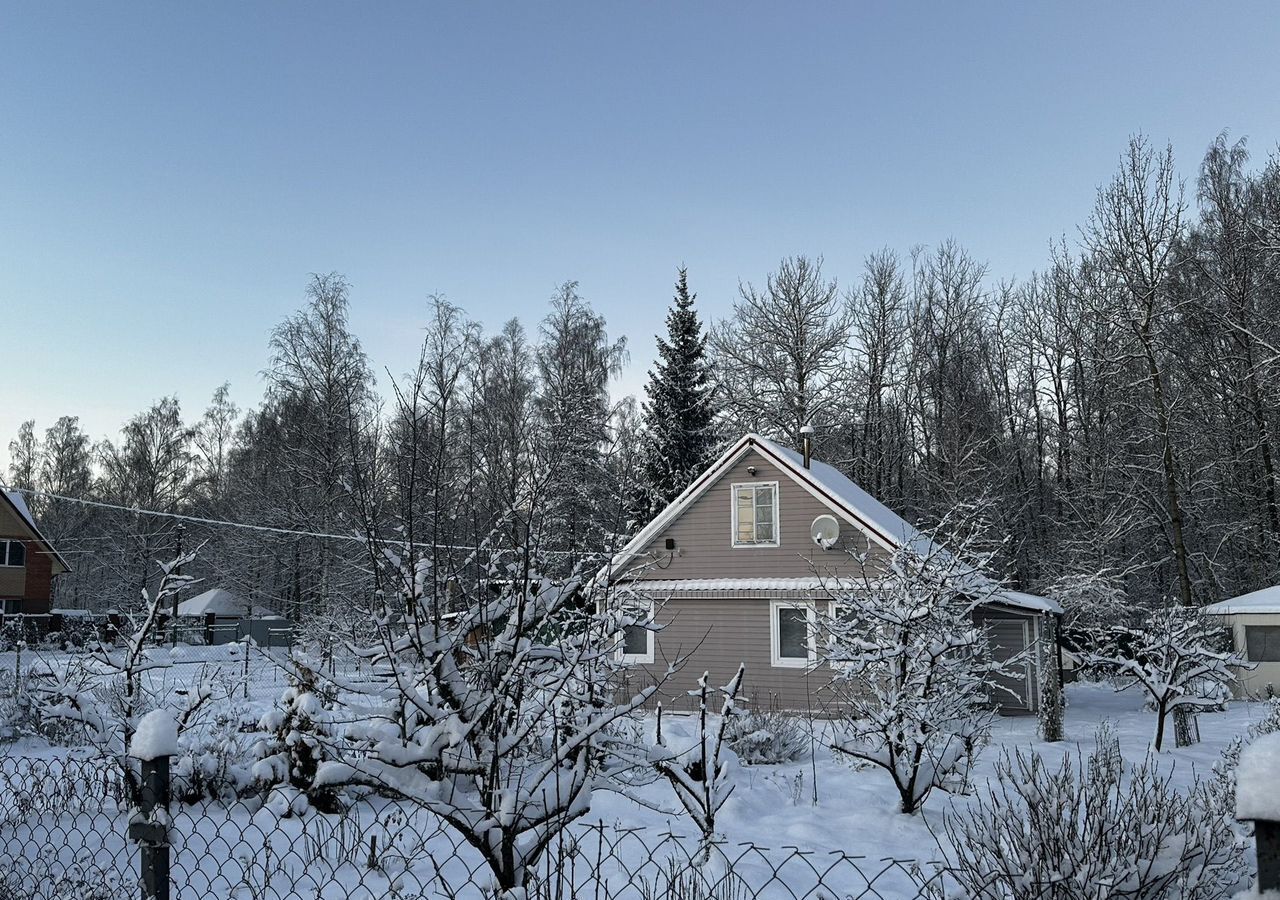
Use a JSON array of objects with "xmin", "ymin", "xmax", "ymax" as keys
[
  {"xmin": 628, "ymin": 449, "xmax": 889, "ymax": 584},
  {"xmin": 620, "ymin": 597, "xmax": 841, "ymax": 715}
]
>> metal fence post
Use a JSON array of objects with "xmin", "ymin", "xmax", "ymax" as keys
[
  {"xmin": 1257, "ymin": 820, "xmax": 1280, "ymax": 894},
  {"xmin": 128, "ymin": 756, "xmax": 171, "ymax": 900}
]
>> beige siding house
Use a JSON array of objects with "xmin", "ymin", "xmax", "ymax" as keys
[
  {"xmin": 598, "ymin": 434, "xmax": 1058, "ymax": 716},
  {"xmin": 1206, "ymin": 589, "xmax": 1280, "ymax": 697}
]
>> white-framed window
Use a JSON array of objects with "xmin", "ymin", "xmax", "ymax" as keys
[
  {"xmin": 732, "ymin": 482, "xmax": 779, "ymax": 547},
  {"xmin": 619, "ymin": 601, "xmax": 655, "ymax": 665},
  {"xmin": 0, "ymin": 541, "xmax": 25, "ymax": 568},
  {"xmin": 770, "ymin": 600, "xmax": 817, "ymax": 668}
]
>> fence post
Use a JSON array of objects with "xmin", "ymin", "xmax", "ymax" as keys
[
  {"xmin": 128, "ymin": 756, "xmax": 171, "ymax": 900},
  {"xmin": 1257, "ymin": 821, "xmax": 1280, "ymax": 894},
  {"xmin": 1237, "ymin": 733, "xmax": 1280, "ymax": 893}
]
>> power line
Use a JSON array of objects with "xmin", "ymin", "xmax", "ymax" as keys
[{"xmin": 7, "ymin": 487, "xmax": 612, "ymax": 558}]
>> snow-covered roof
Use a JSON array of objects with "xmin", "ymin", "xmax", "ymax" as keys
[
  {"xmin": 597, "ymin": 433, "xmax": 1061, "ymax": 615},
  {"xmin": 176, "ymin": 588, "xmax": 271, "ymax": 618},
  {"xmin": 757, "ymin": 437, "xmax": 937, "ymax": 554},
  {"xmin": 1, "ymin": 489, "xmax": 71, "ymax": 573},
  {"xmin": 1204, "ymin": 585, "xmax": 1280, "ymax": 616},
  {"xmin": 5, "ymin": 490, "xmax": 35, "ymax": 529},
  {"xmin": 995, "ymin": 590, "xmax": 1061, "ymax": 614},
  {"xmin": 620, "ymin": 578, "xmax": 1056, "ymax": 613}
]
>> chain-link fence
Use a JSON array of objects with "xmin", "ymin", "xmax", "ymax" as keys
[
  {"xmin": 3, "ymin": 750, "xmax": 1274, "ymax": 899},
  {"xmin": 0, "ymin": 753, "xmax": 940, "ymax": 900}
]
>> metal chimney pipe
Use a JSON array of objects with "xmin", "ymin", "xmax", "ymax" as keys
[{"xmin": 800, "ymin": 425, "xmax": 815, "ymax": 469}]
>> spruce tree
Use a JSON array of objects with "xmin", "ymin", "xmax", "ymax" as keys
[{"xmin": 637, "ymin": 268, "xmax": 718, "ymax": 523}]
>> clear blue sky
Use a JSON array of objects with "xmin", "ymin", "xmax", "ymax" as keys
[{"xmin": 4, "ymin": 3, "xmax": 1280, "ymax": 465}]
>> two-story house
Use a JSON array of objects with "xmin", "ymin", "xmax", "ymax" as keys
[
  {"xmin": 597, "ymin": 433, "xmax": 1059, "ymax": 716},
  {"xmin": 1, "ymin": 490, "xmax": 70, "ymax": 615}
]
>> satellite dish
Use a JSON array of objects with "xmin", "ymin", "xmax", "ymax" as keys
[{"xmin": 810, "ymin": 515, "xmax": 840, "ymax": 549}]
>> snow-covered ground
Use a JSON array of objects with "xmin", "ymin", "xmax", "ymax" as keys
[{"xmin": 0, "ymin": 659, "xmax": 1270, "ymax": 898}]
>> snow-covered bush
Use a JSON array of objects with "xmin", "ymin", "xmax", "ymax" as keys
[
  {"xmin": 650, "ymin": 666, "xmax": 744, "ymax": 859},
  {"xmin": 172, "ymin": 703, "xmax": 260, "ymax": 802},
  {"xmin": 251, "ymin": 657, "xmax": 341, "ymax": 813},
  {"xmin": 313, "ymin": 544, "xmax": 666, "ymax": 897},
  {"xmin": 821, "ymin": 513, "xmax": 1013, "ymax": 814},
  {"xmin": 1087, "ymin": 606, "xmax": 1247, "ymax": 750},
  {"xmin": 926, "ymin": 726, "xmax": 1248, "ymax": 899},
  {"xmin": 722, "ymin": 703, "xmax": 809, "ymax": 766}
]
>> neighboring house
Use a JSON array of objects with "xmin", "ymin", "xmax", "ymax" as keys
[
  {"xmin": 1205, "ymin": 587, "xmax": 1280, "ymax": 697},
  {"xmin": 597, "ymin": 433, "xmax": 1059, "ymax": 716},
  {"xmin": 0, "ymin": 490, "xmax": 70, "ymax": 615},
  {"xmin": 176, "ymin": 587, "xmax": 292, "ymax": 647}
]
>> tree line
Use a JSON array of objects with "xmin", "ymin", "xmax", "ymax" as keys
[{"xmin": 9, "ymin": 133, "xmax": 1280, "ymax": 622}]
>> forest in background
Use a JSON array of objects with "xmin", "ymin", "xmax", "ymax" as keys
[{"xmin": 9, "ymin": 134, "xmax": 1280, "ymax": 628}]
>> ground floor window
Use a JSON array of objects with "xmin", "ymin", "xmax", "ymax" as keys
[
  {"xmin": 620, "ymin": 601, "xmax": 654, "ymax": 664},
  {"xmin": 770, "ymin": 600, "xmax": 817, "ymax": 668},
  {"xmin": 1245, "ymin": 624, "xmax": 1280, "ymax": 662}
]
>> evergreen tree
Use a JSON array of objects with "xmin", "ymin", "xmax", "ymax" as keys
[{"xmin": 637, "ymin": 268, "xmax": 718, "ymax": 522}]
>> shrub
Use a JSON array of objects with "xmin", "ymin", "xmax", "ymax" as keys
[
  {"xmin": 722, "ymin": 705, "xmax": 809, "ymax": 766},
  {"xmin": 926, "ymin": 726, "xmax": 1247, "ymax": 899}
]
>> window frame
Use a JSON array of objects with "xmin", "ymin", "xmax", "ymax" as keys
[
  {"xmin": 769, "ymin": 600, "xmax": 818, "ymax": 668},
  {"xmin": 619, "ymin": 600, "xmax": 655, "ymax": 665},
  {"xmin": 730, "ymin": 481, "xmax": 780, "ymax": 549},
  {"xmin": 0, "ymin": 540, "xmax": 24, "ymax": 568},
  {"xmin": 1245, "ymin": 624, "xmax": 1280, "ymax": 663}
]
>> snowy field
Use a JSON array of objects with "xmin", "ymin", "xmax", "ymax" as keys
[{"xmin": 0, "ymin": 662, "xmax": 1270, "ymax": 899}]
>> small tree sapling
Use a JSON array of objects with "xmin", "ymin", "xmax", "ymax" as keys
[
  {"xmin": 820, "ymin": 513, "xmax": 1016, "ymax": 814},
  {"xmin": 650, "ymin": 665, "xmax": 746, "ymax": 860},
  {"xmin": 1086, "ymin": 606, "xmax": 1247, "ymax": 751}
]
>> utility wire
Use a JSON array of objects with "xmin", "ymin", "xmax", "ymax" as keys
[{"xmin": 7, "ymin": 486, "xmax": 613, "ymax": 559}]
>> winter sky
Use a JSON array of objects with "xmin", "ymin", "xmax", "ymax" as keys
[{"xmin": 3, "ymin": 3, "xmax": 1280, "ymax": 466}]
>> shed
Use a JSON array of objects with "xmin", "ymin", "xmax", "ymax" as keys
[
  {"xmin": 175, "ymin": 588, "xmax": 291, "ymax": 647},
  {"xmin": 1205, "ymin": 587, "xmax": 1280, "ymax": 696}
]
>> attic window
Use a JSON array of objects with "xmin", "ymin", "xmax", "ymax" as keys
[
  {"xmin": 1, "ymin": 541, "xmax": 24, "ymax": 567},
  {"xmin": 732, "ymin": 482, "xmax": 778, "ymax": 547}
]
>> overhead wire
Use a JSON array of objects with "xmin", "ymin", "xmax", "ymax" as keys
[{"xmin": 6, "ymin": 487, "xmax": 614, "ymax": 558}]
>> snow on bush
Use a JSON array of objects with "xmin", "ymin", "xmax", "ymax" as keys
[
  {"xmin": 821, "ymin": 509, "xmax": 1014, "ymax": 814},
  {"xmin": 250, "ymin": 656, "xmax": 340, "ymax": 813},
  {"xmin": 649, "ymin": 666, "xmax": 745, "ymax": 859},
  {"xmin": 723, "ymin": 705, "xmax": 810, "ymax": 766},
  {"xmin": 1236, "ymin": 732, "xmax": 1280, "ymax": 823},
  {"xmin": 311, "ymin": 544, "xmax": 665, "ymax": 897},
  {"xmin": 924, "ymin": 725, "xmax": 1248, "ymax": 899}
]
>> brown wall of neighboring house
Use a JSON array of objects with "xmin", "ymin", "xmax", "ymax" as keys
[
  {"xmin": 0, "ymin": 535, "xmax": 56, "ymax": 614},
  {"xmin": 21, "ymin": 542, "xmax": 54, "ymax": 613}
]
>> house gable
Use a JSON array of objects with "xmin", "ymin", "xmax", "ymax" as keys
[{"xmin": 618, "ymin": 443, "xmax": 889, "ymax": 585}]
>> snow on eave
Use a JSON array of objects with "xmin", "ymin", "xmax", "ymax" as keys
[
  {"xmin": 614, "ymin": 578, "xmax": 1060, "ymax": 614},
  {"xmin": 1205, "ymin": 585, "xmax": 1280, "ymax": 616},
  {"xmin": 994, "ymin": 590, "xmax": 1063, "ymax": 615}
]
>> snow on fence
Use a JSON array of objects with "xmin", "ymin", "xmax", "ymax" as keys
[{"xmin": 0, "ymin": 752, "xmax": 938, "ymax": 900}]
